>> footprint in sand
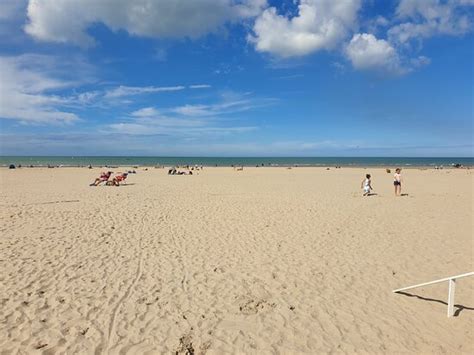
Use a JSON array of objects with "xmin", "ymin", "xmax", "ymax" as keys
[
  {"xmin": 175, "ymin": 333, "xmax": 195, "ymax": 354},
  {"xmin": 239, "ymin": 299, "xmax": 276, "ymax": 315}
]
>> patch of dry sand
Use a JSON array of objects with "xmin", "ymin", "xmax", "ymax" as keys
[{"xmin": 0, "ymin": 167, "xmax": 472, "ymax": 354}]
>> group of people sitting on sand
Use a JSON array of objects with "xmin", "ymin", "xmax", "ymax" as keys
[
  {"xmin": 90, "ymin": 171, "xmax": 129, "ymax": 186},
  {"xmin": 360, "ymin": 168, "xmax": 403, "ymax": 196},
  {"xmin": 168, "ymin": 167, "xmax": 193, "ymax": 175},
  {"xmin": 167, "ymin": 164, "xmax": 204, "ymax": 175}
]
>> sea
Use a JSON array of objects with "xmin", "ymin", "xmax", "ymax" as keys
[{"xmin": 1, "ymin": 156, "xmax": 473, "ymax": 167}]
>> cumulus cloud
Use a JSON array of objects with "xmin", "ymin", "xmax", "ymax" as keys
[
  {"xmin": 345, "ymin": 33, "xmax": 404, "ymax": 74},
  {"xmin": 25, "ymin": 0, "xmax": 267, "ymax": 46},
  {"xmin": 248, "ymin": 0, "xmax": 472, "ymax": 73},
  {"xmin": 344, "ymin": 0, "xmax": 473, "ymax": 74},
  {"xmin": 14, "ymin": 0, "xmax": 473, "ymax": 81},
  {"xmin": 0, "ymin": 54, "xmax": 83, "ymax": 124},
  {"xmin": 388, "ymin": 0, "xmax": 474, "ymax": 44},
  {"xmin": 249, "ymin": 0, "xmax": 361, "ymax": 57}
]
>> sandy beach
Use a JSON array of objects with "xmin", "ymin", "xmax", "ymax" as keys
[{"xmin": 0, "ymin": 166, "xmax": 472, "ymax": 354}]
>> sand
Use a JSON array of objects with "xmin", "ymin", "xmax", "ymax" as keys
[{"xmin": 0, "ymin": 166, "xmax": 472, "ymax": 354}]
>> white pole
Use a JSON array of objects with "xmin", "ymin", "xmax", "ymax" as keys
[
  {"xmin": 392, "ymin": 271, "xmax": 474, "ymax": 293},
  {"xmin": 447, "ymin": 279, "xmax": 456, "ymax": 317},
  {"xmin": 393, "ymin": 271, "xmax": 474, "ymax": 318}
]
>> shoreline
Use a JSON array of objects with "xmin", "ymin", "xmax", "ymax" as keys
[
  {"xmin": 1, "ymin": 164, "xmax": 472, "ymax": 169},
  {"xmin": 1, "ymin": 156, "xmax": 472, "ymax": 170}
]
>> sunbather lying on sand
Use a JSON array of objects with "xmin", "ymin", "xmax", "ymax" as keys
[
  {"xmin": 90, "ymin": 171, "xmax": 112, "ymax": 186},
  {"xmin": 106, "ymin": 172, "xmax": 128, "ymax": 186}
]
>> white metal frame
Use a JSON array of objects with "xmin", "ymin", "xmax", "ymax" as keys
[{"xmin": 393, "ymin": 272, "xmax": 474, "ymax": 317}]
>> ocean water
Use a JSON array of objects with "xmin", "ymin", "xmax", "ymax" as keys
[{"xmin": 1, "ymin": 156, "xmax": 473, "ymax": 167}]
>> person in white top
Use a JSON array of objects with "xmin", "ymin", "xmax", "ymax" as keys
[
  {"xmin": 393, "ymin": 168, "xmax": 402, "ymax": 196},
  {"xmin": 360, "ymin": 174, "xmax": 373, "ymax": 196}
]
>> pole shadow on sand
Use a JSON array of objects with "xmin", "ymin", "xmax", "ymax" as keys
[{"xmin": 396, "ymin": 291, "xmax": 474, "ymax": 317}]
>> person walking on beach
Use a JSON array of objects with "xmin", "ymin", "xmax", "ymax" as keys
[
  {"xmin": 393, "ymin": 168, "xmax": 402, "ymax": 196},
  {"xmin": 361, "ymin": 174, "xmax": 373, "ymax": 196}
]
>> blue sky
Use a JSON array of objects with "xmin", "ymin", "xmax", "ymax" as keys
[{"xmin": 0, "ymin": 0, "xmax": 473, "ymax": 156}]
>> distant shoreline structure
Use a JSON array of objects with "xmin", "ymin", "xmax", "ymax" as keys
[{"xmin": 1, "ymin": 156, "xmax": 473, "ymax": 168}]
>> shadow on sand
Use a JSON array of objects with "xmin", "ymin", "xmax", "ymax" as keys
[{"xmin": 396, "ymin": 291, "xmax": 474, "ymax": 317}]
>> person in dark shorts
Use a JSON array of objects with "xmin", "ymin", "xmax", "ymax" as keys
[{"xmin": 393, "ymin": 168, "xmax": 402, "ymax": 196}]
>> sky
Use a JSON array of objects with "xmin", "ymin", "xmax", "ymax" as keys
[{"xmin": 0, "ymin": 0, "xmax": 473, "ymax": 157}]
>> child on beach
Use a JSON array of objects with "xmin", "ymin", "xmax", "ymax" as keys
[
  {"xmin": 361, "ymin": 174, "xmax": 373, "ymax": 196},
  {"xmin": 394, "ymin": 168, "xmax": 402, "ymax": 196}
]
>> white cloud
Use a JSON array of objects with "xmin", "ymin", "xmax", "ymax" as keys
[
  {"xmin": 109, "ymin": 108, "xmax": 202, "ymax": 135},
  {"xmin": 131, "ymin": 107, "xmax": 160, "ymax": 118},
  {"xmin": 172, "ymin": 101, "xmax": 250, "ymax": 116},
  {"xmin": 249, "ymin": 0, "xmax": 361, "ymax": 57},
  {"xmin": 25, "ymin": 0, "xmax": 267, "ymax": 46},
  {"xmin": 189, "ymin": 84, "xmax": 212, "ymax": 89},
  {"xmin": 173, "ymin": 104, "xmax": 214, "ymax": 116},
  {"xmin": 363, "ymin": 15, "xmax": 390, "ymax": 36},
  {"xmin": 108, "ymin": 122, "xmax": 256, "ymax": 136},
  {"xmin": 171, "ymin": 93, "xmax": 274, "ymax": 117},
  {"xmin": 104, "ymin": 85, "xmax": 185, "ymax": 98},
  {"xmin": 0, "ymin": 54, "xmax": 192, "ymax": 124},
  {"xmin": 0, "ymin": 54, "xmax": 82, "ymax": 124},
  {"xmin": 248, "ymin": 0, "xmax": 472, "ymax": 74},
  {"xmin": 61, "ymin": 84, "xmax": 209, "ymax": 108},
  {"xmin": 344, "ymin": 0, "xmax": 473, "ymax": 74},
  {"xmin": 3, "ymin": 132, "xmax": 472, "ymax": 156},
  {"xmin": 410, "ymin": 55, "xmax": 431, "ymax": 68},
  {"xmin": 76, "ymin": 91, "xmax": 101, "ymax": 104},
  {"xmin": 374, "ymin": 15, "xmax": 389, "ymax": 27},
  {"xmin": 0, "ymin": 66, "xmax": 212, "ymax": 125},
  {"xmin": 109, "ymin": 104, "xmax": 257, "ymax": 137},
  {"xmin": 345, "ymin": 33, "xmax": 404, "ymax": 74},
  {"xmin": 106, "ymin": 91, "xmax": 272, "ymax": 137},
  {"xmin": 388, "ymin": 0, "xmax": 474, "ymax": 43}
]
